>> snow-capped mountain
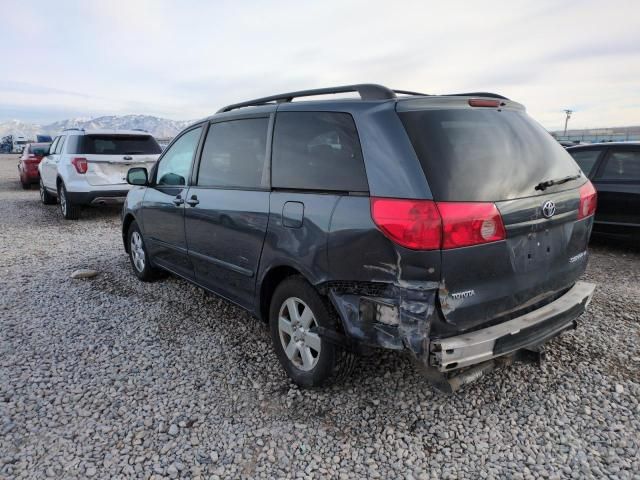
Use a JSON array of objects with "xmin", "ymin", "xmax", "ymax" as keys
[{"xmin": 0, "ymin": 115, "xmax": 193, "ymax": 139}]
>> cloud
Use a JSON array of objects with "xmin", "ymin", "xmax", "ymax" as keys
[{"xmin": 0, "ymin": 0, "xmax": 638, "ymax": 128}]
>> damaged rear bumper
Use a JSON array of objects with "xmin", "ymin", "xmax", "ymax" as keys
[{"xmin": 430, "ymin": 281, "xmax": 596, "ymax": 372}]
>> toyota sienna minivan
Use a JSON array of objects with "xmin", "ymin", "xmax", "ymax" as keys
[{"xmin": 121, "ymin": 84, "xmax": 596, "ymax": 392}]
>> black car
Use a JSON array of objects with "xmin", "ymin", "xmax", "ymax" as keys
[
  {"xmin": 567, "ymin": 142, "xmax": 640, "ymax": 240},
  {"xmin": 121, "ymin": 84, "xmax": 596, "ymax": 392}
]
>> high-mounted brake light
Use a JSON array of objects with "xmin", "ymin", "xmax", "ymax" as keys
[
  {"xmin": 371, "ymin": 198, "xmax": 506, "ymax": 250},
  {"xmin": 71, "ymin": 157, "xmax": 88, "ymax": 174},
  {"xmin": 468, "ymin": 98, "xmax": 501, "ymax": 108},
  {"xmin": 578, "ymin": 181, "xmax": 597, "ymax": 219}
]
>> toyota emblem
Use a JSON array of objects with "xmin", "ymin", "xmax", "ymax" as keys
[{"xmin": 542, "ymin": 200, "xmax": 556, "ymax": 218}]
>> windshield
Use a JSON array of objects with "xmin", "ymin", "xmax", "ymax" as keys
[
  {"xmin": 399, "ymin": 109, "xmax": 583, "ymax": 201},
  {"xmin": 76, "ymin": 135, "xmax": 161, "ymax": 155}
]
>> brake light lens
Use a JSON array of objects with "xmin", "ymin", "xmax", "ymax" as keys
[
  {"xmin": 370, "ymin": 198, "xmax": 442, "ymax": 250},
  {"xmin": 437, "ymin": 202, "xmax": 506, "ymax": 249},
  {"xmin": 468, "ymin": 98, "xmax": 501, "ymax": 108},
  {"xmin": 578, "ymin": 181, "xmax": 597, "ymax": 219},
  {"xmin": 371, "ymin": 198, "xmax": 506, "ymax": 250},
  {"xmin": 71, "ymin": 157, "xmax": 88, "ymax": 174}
]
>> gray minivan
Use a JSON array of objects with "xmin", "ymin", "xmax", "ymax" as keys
[{"xmin": 121, "ymin": 84, "xmax": 596, "ymax": 392}]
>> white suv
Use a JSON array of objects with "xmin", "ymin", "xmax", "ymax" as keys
[{"xmin": 38, "ymin": 128, "xmax": 161, "ymax": 219}]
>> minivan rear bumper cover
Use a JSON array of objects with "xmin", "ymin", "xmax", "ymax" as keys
[{"xmin": 429, "ymin": 281, "xmax": 595, "ymax": 372}]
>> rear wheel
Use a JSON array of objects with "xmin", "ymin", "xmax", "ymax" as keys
[
  {"xmin": 269, "ymin": 276, "xmax": 356, "ymax": 387},
  {"xmin": 40, "ymin": 179, "xmax": 56, "ymax": 205},
  {"xmin": 58, "ymin": 181, "xmax": 80, "ymax": 220},
  {"xmin": 128, "ymin": 221, "xmax": 166, "ymax": 281},
  {"xmin": 21, "ymin": 180, "xmax": 30, "ymax": 190}
]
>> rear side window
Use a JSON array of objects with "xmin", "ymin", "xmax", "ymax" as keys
[
  {"xmin": 598, "ymin": 150, "xmax": 640, "ymax": 181},
  {"xmin": 197, "ymin": 118, "xmax": 269, "ymax": 188},
  {"xmin": 76, "ymin": 135, "xmax": 161, "ymax": 155},
  {"xmin": 272, "ymin": 112, "xmax": 368, "ymax": 192},
  {"xmin": 399, "ymin": 109, "xmax": 581, "ymax": 201},
  {"xmin": 569, "ymin": 149, "xmax": 602, "ymax": 176}
]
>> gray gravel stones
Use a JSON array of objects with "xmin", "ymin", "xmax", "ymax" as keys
[{"xmin": 0, "ymin": 154, "xmax": 639, "ymax": 478}]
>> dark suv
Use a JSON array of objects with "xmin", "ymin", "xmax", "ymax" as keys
[
  {"xmin": 567, "ymin": 142, "xmax": 640, "ymax": 240},
  {"xmin": 121, "ymin": 84, "xmax": 596, "ymax": 392}
]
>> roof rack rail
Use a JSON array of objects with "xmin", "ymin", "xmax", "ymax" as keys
[
  {"xmin": 131, "ymin": 128, "xmax": 148, "ymax": 132},
  {"xmin": 62, "ymin": 127, "xmax": 84, "ymax": 132},
  {"xmin": 393, "ymin": 89, "xmax": 429, "ymax": 96},
  {"xmin": 217, "ymin": 84, "xmax": 400, "ymax": 113},
  {"xmin": 446, "ymin": 92, "xmax": 510, "ymax": 100}
]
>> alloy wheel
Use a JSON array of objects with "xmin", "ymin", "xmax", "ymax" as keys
[
  {"xmin": 278, "ymin": 297, "xmax": 322, "ymax": 371},
  {"xmin": 130, "ymin": 231, "xmax": 146, "ymax": 272},
  {"xmin": 59, "ymin": 186, "xmax": 66, "ymax": 214}
]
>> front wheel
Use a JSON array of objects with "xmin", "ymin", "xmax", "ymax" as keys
[
  {"xmin": 269, "ymin": 276, "xmax": 356, "ymax": 387},
  {"xmin": 40, "ymin": 179, "xmax": 56, "ymax": 204},
  {"xmin": 58, "ymin": 181, "xmax": 80, "ymax": 220},
  {"xmin": 128, "ymin": 221, "xmax": 166, "ymax": 282}
]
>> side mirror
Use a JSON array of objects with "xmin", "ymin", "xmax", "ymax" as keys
[{"xmin": 127, "ymin": 167, "xmax": 148, "ymax": 186}]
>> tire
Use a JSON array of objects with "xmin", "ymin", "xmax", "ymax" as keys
[
  {"xmin": 40, "ymin": 179, "xmax": 56, "ymax": 205},
  {"xmin": 269, "ymin": 276, "xmax": 356, "ymax": 388},
  {"xmin": 127, "ymin": 221, "xmax": 166, "ymax": 281},
  {"xmin": 21, "ymin": 180, "xmax": 30, "ymax": 190},
  {"xmin": 58, "ymin": 181, "xmax": 81, "ymax": 220}
]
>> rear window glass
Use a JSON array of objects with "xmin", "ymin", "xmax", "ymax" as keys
[
  {"xmin": 568, "ymin": 149, "xmax": 602, "ymax": 176},
  {"xmin": 272, "ymin": 112, "xmax": 368, "ymax": 192},
  {"xmin": 598, "ymin": 150, "xmax": 640, "ymax": 180},
  {"xmin": 30, "ymin": 144, "xmax": 49, "ymax": 156},
  {"xmin": 399, "ymin": 109, "xmax": 582, "ymax": 201},
  {"xmin": 74, "ymin": 135, "xmax": 161, "ymax": 155}
]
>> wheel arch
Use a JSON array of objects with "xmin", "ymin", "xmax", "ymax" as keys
[
  {"xmin": 258, "ymin": 265, "xmax": 307, "ymax": 322},
  {"xmin": 122, "ymin": 213, "xmax": 137, "ymax": 253}
]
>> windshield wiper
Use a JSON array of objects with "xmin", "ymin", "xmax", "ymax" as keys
[{"xmin": 535, "ymin": 174, "xmax": 581, "ymax": 191}]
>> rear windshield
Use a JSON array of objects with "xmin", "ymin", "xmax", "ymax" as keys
[
  {"xmin": 73, "ymin": 135, "xmax": 161, "ymax": 155},
  {"xmin": 399, "ymin": 109, "xmax": 582, "ymax": 201},
  {"xmin": 30, "ymin": 144, "xmax": 50, "ymax": 155}
]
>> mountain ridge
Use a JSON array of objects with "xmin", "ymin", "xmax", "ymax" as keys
[{"xmin": 0, "ymin": 115, "xmax": 193, "ymax": 139}]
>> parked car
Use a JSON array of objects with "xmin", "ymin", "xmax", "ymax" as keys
[
  {"xmin": 121, "ymin": 84, "xmax": 596, "ymax": 392},
  {"xmin": 567, "ymin": 142, "xmax": 640, "ymax": 239},
  {"xmin": 39, "ymin": 128, "xmax": 162, "ymax": 219},
  {"xmin": 17, "ymin": 142, "xmax": 50, "ymax": 189}
]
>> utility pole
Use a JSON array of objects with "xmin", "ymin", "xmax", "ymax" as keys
[{"xmin": 563, "ymin": 109, "xmax": 572, "ymax": 136}]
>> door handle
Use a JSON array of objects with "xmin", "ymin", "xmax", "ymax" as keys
[
  {"xmin": 186, "ymin": 196, "xmax": 199, "ymax": 207},
  {"xmin": 173, "ymin": 195, "xmax": 184, "ymax": 206}
]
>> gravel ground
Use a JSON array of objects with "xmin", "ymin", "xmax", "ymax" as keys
[{"xmin": 0, "ymin": 154, "xmax": 638, "ymax": 479}]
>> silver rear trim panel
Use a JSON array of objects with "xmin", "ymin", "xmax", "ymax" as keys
[
  {"xmin": 91, "ymin": 196, "xmax": 127, "ymax": 205},
  {"xmin": 430, "ymin": 281, "xmax": 596, "ymax": 372}
]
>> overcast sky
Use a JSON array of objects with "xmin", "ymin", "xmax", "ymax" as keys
[{"xmin": 1, "ymin": 0, "xmax": 638, "ymax": 130}]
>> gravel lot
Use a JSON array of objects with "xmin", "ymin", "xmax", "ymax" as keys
[{"xmin": 0, "ymin": 153, "xmax": 638, "ymax": 479}]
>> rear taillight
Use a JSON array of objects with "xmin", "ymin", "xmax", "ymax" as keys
[
  {"xmin": 578, "ymin": 181, "xmax": 597, "ymax": 219},
  {"xmin": 71, "ymin": 157, "xmax": 88, "ymax": 174},
  {"xmin": 437, "ymin": 202, "xmax": 506, "ymax": 249},
  {"xmin": 370, "ymin": 198, "xmax": 442, "ymax": 250},
  {"xmin": 371, "ymin": 198, "xmax": 506, "ymax": 250}
]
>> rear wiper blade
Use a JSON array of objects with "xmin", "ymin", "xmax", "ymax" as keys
[{"xmin": 535, "ymin": 174, "xmax": 581, "ymax": 191}]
